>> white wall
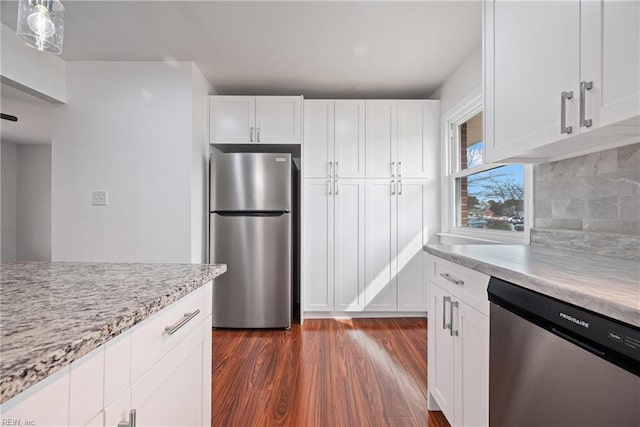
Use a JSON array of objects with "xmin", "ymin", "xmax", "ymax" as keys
[
  {"xmin": 0, "ymin": 96, "xmax": 53, "ymax": 145},
  {"xmin": 1, "ymin": 141, "xmax": 17, "ymax": 261},
  {"xmin": 16, "ymin": 144, "xmax": 51, "ymax": 261},
  {"xmin": 0, "ymin": 24, "xmax": 66, "ymax": 103},
  {"xmin": 52, "ymin": 61, "xmax": 198, "ymax": 262},
  {"xmin": 429, "ymin": 44, "xmax": 482, "ymax": 116},
  {"xmin": 190, "ymin": 64, "xmax": 215, "ymax": 263}
]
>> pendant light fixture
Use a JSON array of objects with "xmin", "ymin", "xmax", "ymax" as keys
[{"xmin": 16, "ymin": 0, "xmax": 65, "ymax": 54}]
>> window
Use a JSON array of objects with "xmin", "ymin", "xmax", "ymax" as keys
[{"xmin": 445, "ymin": 96, "xmax": 529, "ymax": 241}]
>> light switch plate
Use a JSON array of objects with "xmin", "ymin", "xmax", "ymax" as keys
[{"xmin": 91, "ymin": 191, "xmax": 108, "ymax": 206}]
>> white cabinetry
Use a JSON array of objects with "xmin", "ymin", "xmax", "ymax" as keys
[
  {"xmin": 365, "ymin": 179, "xmax": 430, "ymax": 312},
  {"xmin": 364, "ymin": 179, "xmax": 397, "ymax": 311},
  {"xmin": 0, "ymin": 282, "xmax": 214, "ymax": 427},
  {"xmin": 303, "ymin": 179, "xmax": 365, "ymax": 312},
  {"xmin": 302, "ymin": 98, "xmax": 439, "ymax": 316},
  {"xmin": 427, "ymin": 255, "xmax": 489, "ymax": 427},
  {"xmin": 210, "ymin": 96, "xmax": 302, "ymax": 144},
  {"xmin": 580, "ymin": 0, "xmax": 640, "ymax": 130},
  {"xmin": 303, "ymin": 100, "xmax": 365, "ymax": 178},
  {"xmin": 365, "ymin": 100, "xmax": 439, "ymax": 178},
  {"xmin": 484, "ymin": 0, "xmax": 640, "ymax": 163},
  {"xmin": 365, "ymin": 101, "xmax": 397, "ymax": 178}
]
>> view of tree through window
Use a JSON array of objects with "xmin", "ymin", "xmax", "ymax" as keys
[{"xmin": 455, "ymin": 112, "xmax": 525, "ymax": 232}]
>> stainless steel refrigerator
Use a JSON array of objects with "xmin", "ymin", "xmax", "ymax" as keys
[{"xmin": 209, "ymin": 153, "xmax": 292, "ymax": 328}]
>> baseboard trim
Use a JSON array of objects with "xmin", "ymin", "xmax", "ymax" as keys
[{"xmin": 303, "ymin": 311, "xmax": 427, "ymax": 319}]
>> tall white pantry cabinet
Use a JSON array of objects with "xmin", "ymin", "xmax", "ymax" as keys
[{"xmin": 303, "ymin": 99, "xmax": 440, "ymax": 315}]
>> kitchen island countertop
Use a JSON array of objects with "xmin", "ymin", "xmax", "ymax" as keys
[
  {"xmin": 424, "ymin": 244, "xmax": 639, "ymax": 328},
  {"xmin": 0, "ymin": 262, "xmax": 226, "ymax": 404}
]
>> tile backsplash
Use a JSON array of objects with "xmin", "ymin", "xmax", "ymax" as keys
[{"xmin": 534, "ymin": 142, "xmax": 640, "ymax": 236}]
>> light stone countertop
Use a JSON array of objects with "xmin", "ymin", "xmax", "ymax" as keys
[
  {"xmin": 424, "ymin": 244, "xmax": 640, "ymax": 328},
  {"xmin": 0, "ymin": 262, "xmax": 227, "ymax": 404}
]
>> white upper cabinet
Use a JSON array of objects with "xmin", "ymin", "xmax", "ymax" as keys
[
  {"xmin": 255, "ymin": 96, "xmax": 303, "ymax": 144},
  {"xmin": 210, "ymin": 96, "xmax": 302, "ymax": 144},
  {"xmin": 365, "ymin": 101, "xmax": 398, "ymax": 178},
  {"xmin": 335, "ymin": 100, "xmax": 366, "ymax": 178},
  {"xmin": 209, "ymin": 96, "xmax": 256, "ymax": 144},
  {"xmin": 485, "ymin": 0, "xmax": 580, "ymax": 162},
  {"xmin": 303, "ymin": 100, "xmax": 365, "ymax": 178},
  {"xmin": 303, "ymin": 100, "xmax": 335, "ymax": 178},
  {"xmin": 485, "ymin": 0, "xmax": 640, "ymax": 163},
  {"xmin": 397, "ymin": 101, "xmax": 440, "ymax": 179},
  {"xmin": 580, "ymin": 0, "xmax": 640, "ymax": 130}
]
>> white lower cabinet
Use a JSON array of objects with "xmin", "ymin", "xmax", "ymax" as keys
[
  {"xmin": 427, "ymin": 255, "xmax": 489, "ymax": 427},
  {"xmin": 132, "ymin": 320, "xmax": 208, "ymax": 427},
  {"xmin": 303, "ymin": 178, "xmax": 365, "ymax": 312},
  {"xmin": 365, "ymin": 179, "xmax": 430, "ymax": 312},
  {"xmin": 0, "ymin": 282, "xmax": 214, "ymax": 427}
]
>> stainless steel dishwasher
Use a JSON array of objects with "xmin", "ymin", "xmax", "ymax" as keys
[{"xmin": 488, "ymin": 277, "xmax": 640, "ymax": 427}]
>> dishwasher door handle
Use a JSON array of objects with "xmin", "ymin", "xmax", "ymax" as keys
[{"xmin": 551, "ymin": 328, "xmax": 605, "ymax": 357}]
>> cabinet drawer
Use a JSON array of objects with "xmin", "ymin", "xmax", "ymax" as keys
[
  {"xmin": 131, "ymin": 286, "xmax": 206, "ymax": 381},
  {"xmin": 430, "ymin": 256, "xmax": 490, "ymax": 315}
]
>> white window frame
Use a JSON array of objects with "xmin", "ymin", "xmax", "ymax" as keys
[{"xmin": 440, "ymin": 88, "xmax": 532, "ymax": 244}]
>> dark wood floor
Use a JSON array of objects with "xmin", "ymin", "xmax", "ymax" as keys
[{"xmin": 212, "ymin": 318, "xmax": 450, "ymax": 427}]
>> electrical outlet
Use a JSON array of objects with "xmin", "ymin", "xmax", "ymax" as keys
[{"xmin": 91, "ymin": 191, "xmax": 108, "ymax": 206}]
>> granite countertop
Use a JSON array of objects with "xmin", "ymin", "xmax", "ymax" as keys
[
  {"xmin": 424, "ymin": 244, "xmax": 640, "ymax": 327},
  {"xmin": 0, "ymin": 262, "xmax": 227, "ymax": 404}
]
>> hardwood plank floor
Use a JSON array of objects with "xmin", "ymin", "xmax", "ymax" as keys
[{"xmin": 212, "ymin": 318, "xmax": 450, "ymax": 427}]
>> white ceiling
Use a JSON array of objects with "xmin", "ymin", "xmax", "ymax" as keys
[
  {"xmin": 1, "ymin": 83, "xmax": 53, "ymax": 145},
  {"xmin": 0, "ymin": 1, "xmax": 481, "ymax": 98}
]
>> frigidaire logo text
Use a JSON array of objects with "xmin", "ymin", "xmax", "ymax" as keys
[{"xmin": 559, "ymin": 312, "xmax": 589, "ymax": 328}]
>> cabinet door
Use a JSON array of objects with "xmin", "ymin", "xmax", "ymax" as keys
[
  {"xmin": 303, "ymin": 100, "xmax": 334, "ymax": 178},
  {"xmin": 0, "ymin": 366, "xmax": 70, "ymax": 427},
  {"xmin": 485, "ymin": 0, "xmax": 580, "ymax": 162},
  {"xmin": 132, "ymin": 323, "xmax": 204, "ymax": 427},
  {"xmin": 303, "ymin": 179, "xmax": 335, "ymax": 311},
  {"xmin": 365, "ymin": 179, "xmax": 397, "ymax": 311},
  {"xmin": 397, "ymin": 101, "xmax": 439, "ymax": 179},
  {"xmin": 365, "ymin": 101, "xmax": 397, "ymax": 178},
  {"xmin": 209, "ymin": 96, "xmax": 256, "ymax": 144},
  {"xmin": 335, "ymin": 100, "xmax": 365, "ymax": 178},
  {"xmin": 255, "ymin": 96, "xmax": 302, "ymax": 144},
  {"xmin": 455, "ymin": 302, "xmax": 489, "ymax": 427},
  {"xmin": 428, "ymin": 283, "xmax": 455, "ymax": 422},
  {"xmin": 334, "ymin": 179, "xmax": 365, "ymax": 311},
  {"xmin": 396, "ymin": 179, "xmax": 428, "ymax": 311},
  {"xmin": 581, "ymin": 0, "xmax": 640, "ymax": 129}
]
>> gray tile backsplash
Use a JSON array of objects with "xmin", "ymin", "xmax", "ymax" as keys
[{"xmin": 534, "ymin": 142, "xmax": 640, "ymax": 236}]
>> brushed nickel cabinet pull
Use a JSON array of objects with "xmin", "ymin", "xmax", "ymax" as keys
[
  {"xmin": 443, "ymin": 296, "xmax": 451, "ymax": 330},
  {"xmin": 440, "ymin": 272, "xmax": 464, "ymax": 286},
  {"xmin": 561, "ymin": 91, "xmax": 574, "ymax": 135},
  {"xmin": 165, "ymin": 310, "xmax": 200, "ymax": 335},
  {"xmin": 118, "ymin": 409, "xmax": 137, "ymax": 427},
  {"xmin": 580, "ymin": 81, "xmax": 593, "ymax": 128},
  {"xmin": 450, "ymin": 301, "xmax": 459, "ymax": 337}
]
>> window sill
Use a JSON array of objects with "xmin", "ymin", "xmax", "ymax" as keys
[{"xmin": 439, "ymin": 227, "xmax": 530, "ymax": 245}]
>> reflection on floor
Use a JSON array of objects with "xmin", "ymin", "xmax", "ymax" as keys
[{"xmin": 212, "ymin": 318, "xmax": 450, "ymax": 427}]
